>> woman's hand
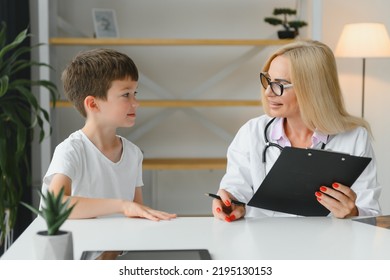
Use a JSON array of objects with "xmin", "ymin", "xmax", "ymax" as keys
[
  {"xmin": 122, "ymin": 201, "xmax": 177, "ymax": 221},
  {"xmin": 212, "ymin": 189, "xmax": 246, "ymax": 222},
  {"xmin": 315, "ymin": 182, "xmax": 359, "ymax": 218}
]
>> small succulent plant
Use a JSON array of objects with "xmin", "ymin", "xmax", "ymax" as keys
[{"xmin": 21, "ymin": 187, "xmax": 75, "ymax": 235}]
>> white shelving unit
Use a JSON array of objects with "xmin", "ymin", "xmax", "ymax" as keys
[
  {"xmin": 48, "ymin": 37, "xmax": 293, "ymax": 171},
  {"xmin": 31, "ymin": 0, "xmax": 321, "ymax": 214}
]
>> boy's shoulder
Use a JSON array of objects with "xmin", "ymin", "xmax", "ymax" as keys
[
  {"xmin": 118, "ymin": 136, "xmax": 143, "ymax": 155},
  {"xmin": 59, "ymin": 130, "xmax": 84, "ymax": 144},
  {"xmin": 54, "ymin": 130, "xmax": 86, "ymax": 153},
  {"xmin": 55, "ymin": 131, "xmax": 143, "ymax": 159}
]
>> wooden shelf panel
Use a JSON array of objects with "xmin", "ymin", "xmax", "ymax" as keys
[
  {"xmin": 50, "ymin": 37, "xmax": 268, "ymax": 173},
  {"xmin": 143, "ymin": 158, "xmax": 227, "ymax": 170},
  {"xmin": 54, "ymin": 99, "xmax": 262, "ymax": 108},
  {"xmin": 49, "ymin": 37, "xmax": 294, "ymax": 46},
  {"xmin": 141, "ymin": 99, "xmax": 262, "ymax": 107}
]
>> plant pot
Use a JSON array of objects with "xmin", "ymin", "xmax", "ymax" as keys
[
  {"xmin": 277, "ymin": 30, "xmax": 297, "ymax": 39},
  {"xmin": 1, "ymin": 209, "xmax": 13, "ymax": 253},
  {"xmin": 33, "ymin": 230, "xmax": 73, "ymax": 259}
]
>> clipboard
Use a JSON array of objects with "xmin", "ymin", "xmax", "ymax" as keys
[{"xmin": 247, "ymin": 147, "xmax": 371, "ymax": 216}]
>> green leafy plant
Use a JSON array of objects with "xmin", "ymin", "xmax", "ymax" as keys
[
  {"xmin": 0, "ymin": 22, "xmax": 58, "ymax": 244},
  {"xmin": 21, "ymin": 188, "xmax": 75, "ymax": 235},
  {"xmin": 264, "ymin": 8, "xmax": 307, "ymax": 37}
]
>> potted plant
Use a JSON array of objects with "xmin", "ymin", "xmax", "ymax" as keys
[
  {"xmin": 264, "ymin": 8, "xmax": 308, "ymax": 39},
  {"xmin": 0, "ymin": 22, "xmax": 58, "ymax": 251},
  {"xmin": 21, "ymin": 187, "xmax": 75, "ymax": 259}
]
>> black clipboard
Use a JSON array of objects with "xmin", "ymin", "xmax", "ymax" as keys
[{"xmin": 247, "ymin": 147, "xmax": 371, "ymax": 216}]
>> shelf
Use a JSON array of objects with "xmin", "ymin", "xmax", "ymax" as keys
[
  {"xmin": 54, "ymin": 99, "xmax": 262, "ymax": 108},
  {"xmin": 143, "ymin": 158, "xmax": 227, "ymax": 170},
  {"xmin": 140, "ymin": 100, "xmax": 262, "ymax": 107},
  {"xmin": 49, "ymin": 37, "xmax": 294, "ymax": 46},
  {"xmin": 49, "ymin": 37, "xmax": 268, "ymax": 174}
]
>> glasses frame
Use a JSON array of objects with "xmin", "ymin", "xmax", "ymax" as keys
[{"xmin": 260, "ymin": 72, "xmax": 293, "ymax": 96}]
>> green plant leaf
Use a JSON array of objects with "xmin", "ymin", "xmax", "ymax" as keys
[
  {"xmin": 0, "ymin": 22, "xmax": 6, "ymax": 49},
  {"xmin": 47, "ymin": 206, "xmax": 75, "ymax": 235},
  {"xmin": 264, "ymin": 18, "xmax": 283, "ymax": 26},
  {"xmin": 0, "ymin": 75, "xmax": 8, "ymax": 97},
  {"xmin": 0, "ymin": 28, "xmax": 28, "ymax": 60},
  {"xmin": 273, "ymin": 8, "xmax": 297, "ymax": 16},
  {"xmin": 288, "ymin": 21, "xmax": 308, "ymax": 29},
  {"xmin": 1, "ymin": 45, "xmax": 32, "ymax": 76},
  {"xmin": 21, "ymin": 187, "xmax": 75, "ymax": 235},
  {"xmin": 1, "ymin": 21, "xmax": 58, "ymax": 243},
  {"xmin": 264, "ymin": 8, "xmax": 307, "ymax": 31},
  {"xmin": 20, "ymin": 201, "xmax": 42, "ymax": 217}
]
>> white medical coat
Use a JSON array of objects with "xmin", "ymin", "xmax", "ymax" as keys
[{"xmin": 219, "ymin": 115, "xmax": 382, "ymax": 217}]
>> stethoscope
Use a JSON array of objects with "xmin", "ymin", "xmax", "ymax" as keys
[{"xmin": 262, "ymin": 117, "xmax": 327, "ymax": 163}]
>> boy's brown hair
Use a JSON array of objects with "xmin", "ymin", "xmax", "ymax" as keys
[{"xmin": 61, "ymin": 48, "xmax": 139, "ymax": 117}]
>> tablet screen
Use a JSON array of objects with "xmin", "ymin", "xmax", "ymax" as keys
[
  {"xmin": 353, "ymin": 215, "xmax": 390, "ymax": 229},
  {"xmin": 80, "ymin": 249, "xmax": 212, "ymax": 260}
]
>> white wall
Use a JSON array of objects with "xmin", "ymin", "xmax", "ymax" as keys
[
  {"xmin": 321, "ymin": 0, "xmax": 390, "ymax": 214},
  {"xmin": 50, "ymin": 0, "xmax": 309, "ymax": 215},
  {"xmin": 42, "ymin": 0, "xmax": 389, "ymax": 215}
]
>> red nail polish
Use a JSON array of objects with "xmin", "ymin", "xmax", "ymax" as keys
[
  {"xmin": 317, "ymin": 197, "xmax": 321, "ymax": 201},
  {"xmin": 225, "ymin": 216, "xmax": 231, "ymax": 222},
  {"xmin": 224, "ymin": 200, "xmax": 231, "ymax": 207},
  {"xmin": 320, "ymin": 186, "xmax": 327, "ymax": 192},
  {"xmin": 332, "ymin": 183, "xmax": 339, "ymax": 188},
  {"xmin": 315, "ymin": 191, "xmax": 322, "ymax": 197},
  {"xmin": 229, "ymin": 214, "xmax": 236, "ymax": 221},
  {"xmin": 216, "ymin": 207, "xmax": 221, "ymax": 213}
]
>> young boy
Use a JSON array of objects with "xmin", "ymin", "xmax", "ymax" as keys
[{"xmin": 42, "ymin": 48, "xmax": 176, "ymax": 221}]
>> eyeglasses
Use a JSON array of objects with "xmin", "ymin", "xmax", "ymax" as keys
[{"xmin": 260, "ymin": 72, "xmax": 293, "ymax": 96}]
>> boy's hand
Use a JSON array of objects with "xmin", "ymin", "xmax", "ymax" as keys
[{"xmin": 122, "ymin": 201, "xmax": 177, "ymax": 221}]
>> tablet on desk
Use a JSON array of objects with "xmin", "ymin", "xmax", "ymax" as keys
[
  {"xmin": 353, "ymin": 215, "xmax": 390, "ymax": 229},
  {"xmin": 248, "ymin": 147, "xmax": 371, "ymax": 216},
  {"xmin": 80, "ymin": 249, "xmax": 212, "ymax": 260}
]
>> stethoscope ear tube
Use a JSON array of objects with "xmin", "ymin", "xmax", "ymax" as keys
[
  {"xmin": 263, "ymin": 118, "xmax": 283, "ymax": 163},
  {"xmin": 262, "ymin": 117, "xmax": 328, "ymax": 164}
]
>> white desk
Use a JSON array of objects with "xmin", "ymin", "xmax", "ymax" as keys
[{"xmin": 2, "ymin": 216, "xmax": 390, "ymax": 260}]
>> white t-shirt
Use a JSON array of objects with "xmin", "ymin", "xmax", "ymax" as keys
[{"xmin": 42, "ymin": 130, "xmax": 143, "ymax": 201}]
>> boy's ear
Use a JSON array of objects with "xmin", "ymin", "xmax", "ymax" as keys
[{"xmin": 84, "ymin": 96, "xmax": 99, "ymax": 112}]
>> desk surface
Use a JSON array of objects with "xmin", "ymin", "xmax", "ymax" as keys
[{"xmin": 2, "ymin": 216, "xmax": 390, "ymax": 260}]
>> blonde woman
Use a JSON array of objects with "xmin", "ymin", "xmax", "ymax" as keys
[{"xmin": 213, "ymin": 40, "xmax": 381, "ymax": 222}]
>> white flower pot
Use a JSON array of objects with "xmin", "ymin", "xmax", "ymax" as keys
[{"xmin": 33, "ymin": 230, "xmax": 73, "ymax": 260}]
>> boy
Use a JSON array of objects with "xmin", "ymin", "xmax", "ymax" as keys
[{"xmin": 42, "ymin": 48, "xmax": 176, "ymax": 221}]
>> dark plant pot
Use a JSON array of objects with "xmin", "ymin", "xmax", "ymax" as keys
[{"xmin": 277, "ymin": 30, "xmax": 297, "ymax": 39}]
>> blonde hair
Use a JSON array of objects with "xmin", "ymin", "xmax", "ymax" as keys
[{"xmin": 261, "ymin": 40, "xmax": 371, "ymax": 135}]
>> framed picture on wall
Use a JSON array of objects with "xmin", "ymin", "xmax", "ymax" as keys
[{"xmin": 92, "ymin": 8, "xmax": 119, "ymax": 38}]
